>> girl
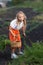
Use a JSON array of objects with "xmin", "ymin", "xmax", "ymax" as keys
[{"xmin": 9, "ymin": 11, "xmax": 27, "ymax": 59}]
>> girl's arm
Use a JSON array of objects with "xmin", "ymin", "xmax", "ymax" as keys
[
  {"xmin": 9, "ymin": 26, "xmax": 15, "ymax": 37},
  {"xmin": 22, "ymin": 25, "xmax": 26, "ymax": 37},
  {"xmin": 22, "ymin": 19, "xmax": 26, "ymax": 37}
]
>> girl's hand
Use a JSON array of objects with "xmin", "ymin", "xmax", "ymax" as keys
[
  {"xmin": 23, "ymin": 33, "xmax": 26, "ymax": 37},
  {"xmin": 14, "ymin": 35, "xmax": 17, "ymax": 38}
]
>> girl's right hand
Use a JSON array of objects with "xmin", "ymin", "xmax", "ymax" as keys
[{"xmin": 14, "ymin": 35, "xmax": 17, "ymax": 38}]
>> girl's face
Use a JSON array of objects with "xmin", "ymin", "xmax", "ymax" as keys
[{"xmin": 18, "ymin": 14, "xmax": 24, "ymax": 21}]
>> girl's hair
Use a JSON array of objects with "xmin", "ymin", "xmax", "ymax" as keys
[{"xmin": 16, "ymin": 11, "xmax": 27, "ymax": 27}]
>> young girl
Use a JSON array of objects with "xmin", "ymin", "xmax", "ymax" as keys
[{"xmin": 9, "ymin": 11, "xmax": 27, "ymax": 59}]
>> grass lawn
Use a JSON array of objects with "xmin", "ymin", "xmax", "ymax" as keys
[
  {"xmin": 11, "ymin": 43, "xmax": 43, "ymax": 65},
  {"xmin": 0, "ymin": 1, "xmax": 43, "ymax": 14},
  {"xmin": 0, "ymin": 39, "xmax": 43, "ymax": 65},
  {"xmin": 14, "ymin": 1, "xmax": 43, "ymax": 12}
]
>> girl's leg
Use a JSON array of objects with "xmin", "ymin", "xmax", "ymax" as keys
[
  {"xmin": 17, "ymin": 42, "xmax": 24, "ymax": 55},
  {"xmin": 11, "ymin": 42, "xmax": 18, "ymax": 59},
  {"xmin": 11, "ymin": 48, "xmax": 18, "ymax": 59},
  {"xmin": 18, "ymin": 47, "xmax": 24, "ymax": 55},
  {"xmin": 11, "ymin": 48, "xmax": 16, "ymax": 53}
]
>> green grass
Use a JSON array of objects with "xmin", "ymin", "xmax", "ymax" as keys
[
  {"xmin": 0, "ymin": 1, "xmax": 43, "ymax": 14},
  {"xmin": 0, "ymin": 39, "xmax": 43, "ymax": 65},
  {"xmin": 34, "ymin": 14, "xmax": 43, "ymax": 21},
  {"xmin": 3, "ymin": 22, "xmax": 10, "ymax": 26},
  {"xmin": 2, "ymin": 40, "xmax": 43, "ymax": 65},
  {"xmin": 10, "ymin": 42, "xmax": 43, "ymax": 65},
  {"xmin": 15, "ymin": 1, "xmax": 43, "ymax": 12}
]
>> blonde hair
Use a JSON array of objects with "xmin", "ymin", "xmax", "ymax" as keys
[{"xmin": 16, "ymin": 11, "xmax": 27, "ymax": 27}]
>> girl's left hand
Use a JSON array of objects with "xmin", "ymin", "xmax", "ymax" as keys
[{"xmin": 23, "ymin": 33, "xmax": 26, "ymax": 37}]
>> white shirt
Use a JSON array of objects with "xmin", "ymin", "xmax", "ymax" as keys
[{"xmin": 10, "ymin": 19, "xmax": 24, "ymax": 30}]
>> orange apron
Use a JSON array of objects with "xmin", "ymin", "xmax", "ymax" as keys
[{"xmin": 9, "ymin": 27, "xmax": 21, "ymax": 48}]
